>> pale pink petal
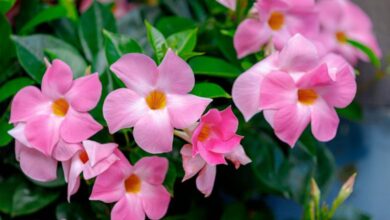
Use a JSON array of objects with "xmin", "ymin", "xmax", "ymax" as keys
[
  {"xmin": 273, "ymin": 104, "xmax": 311, "ymax": 147},
  {"xmin": 181, "ymin": 144, "xmax": 206, "ymax": 181},
  {"xmin": 167, "ymin": 94, "xmax": 211, "ymax": 129},
  {"xmin": 25, "ymin": 115, "xmax": 60, "ymax": 156},
  {"xmin": 110, "ymin": 54, "xmax": 158, "ymax": 95},
  {"xmin": 320, "ymin": 53, "xmax": 352, "ymax": 80},
  {"xmin": 311, "ymin": 99, "xmax": 340, "ymax": 142},
  {"xmin": 259, "ymin": 71, "xmax": 297, "ymax": 109},
  {"xmin": 83, "ymin": 140, "xmax": 118, "ymax": 167},
  {"xmin": 234, "ymin": 18, "xmax": 271, "ymax": 58},
  {"xmin": 65, "ymin": 73, "xmax": 102, "ymax": 112},
  {"xmin": 296, "ymin": 64, "xmax": 332, "ymax": 88},
  {"xmin": 217, "ymin": 0, "xmax": 236, "ymax": 10},
  {"xmin": 278, "ymin": 34, "xmax": 319, "ymax": 72},
  {"xmin": 111, "ymin": 196, "xmax": 145, "ymax": 220},
  {"xmin": 67, "ymin": 155, "xmax": 85, "ymax": 201},
  {"xmin": 10, "ymin": 86, "xmax": 51, "ymax": 123},
  {"xmin": 263, "ymin": 109, "xmax": 276, "ymax": 128},
  {"xmin": 17, "ymin": 142, "xmax": 58, "ymax": 182},
  {"xmin": 83, "ymin": 154, "xmax": 119, "ymax": 180},
  {"xmin": 157, "ymin": 49, "xmax": 195, "ymax": 94},
  {"xmin": 60, "ymin": 109, "xmax": 102, "ymax": 143},
  {"xmin": 225, "ymin": 145, "xmax": 252, "ymax": 169},
  {"xmin": 140, "ymin": 183, "xmax": 170, "ymax": 220},
  {"xmin": 62, "ymin": 160, "xmax": 71, "ymax": 183},
  {"xmin": 103, "ymin": 88, "xmax": 148, "ymax": 133},
  {"xmin": 196, "ymin": 165, "xmax": 216, "ymax": 197},
  {"xmin": 133, "ymin": 110, "xmax": 173, "ymax": 153},
  {"xmin": 41, "ymin": 59, "xmax": 74, "ymax": 99},
  {"xmin": 8, "ymin": 123, "xmax": 30, "ymax": 147},
  {"xmin": 53, "ymin": 140, "xmax": 82, "ymax": 161},
  {"xmin": 133, "ymin": 156, "xmax": 168, "ymax": 185}
]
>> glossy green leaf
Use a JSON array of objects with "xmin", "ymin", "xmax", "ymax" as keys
[
  {"xmin": 156, "ymin": 16, "xmax": 196, "ymax": 36},
  {"xmin": 0, "ymin": 0, "xmax": 16, "ymax": 15},
  {"xmin": 0, "ymin": 119, "xmax": 12, "ymax": 147},
  {"xmin": 0, "ymin": 14, "xmax": 15, "ymax": 68},
  {"xmin": 19, "ymin": 5, "xmax": 68, "ymax": 34},
  {"xmin": 103, "ymin": 29, "xmax": 143, "ymax": 65},
  {"xmin": 189, "ymin": 56, "xmax": 241, "ymax": 78},
  {"xmin": 347, "ymin": 39, "xmax": 381, "ymax": 68},
  {"xmin": 12, "ymin": 34, "xmax": 87, "ymax": 83},
  {"xmin": 167, "ymin": 28, "xmax": 197, "ymax": 56},
  {"xmin": 44, "ymin": 48, "xmax": 88, "ymax": 78},
  {"xmin": 164, "ymin": 162, "xmax": 177, "ymax": 196},
  {"xmin": 145, "ymin": 21, "xmax": 168, "ymax": 63},
  {"xmin": 191, "ymin": 82, "xmax": 231, "ymax": 98},
  {"xmin": 59, "ymin": 0, "xmax": 78, "ymax": 21},
  {"xmin": 78, "ymin": 1, "xmax": 117, "ymax": 62},
  {"xmin": 336, "ymin": 101, "xmax": 363, "ymax": 122},
  {"xmin": 0, "ymin": 77, "xmax": 35, "ymax": 102},
  {"xmin": 56, "ymin": 203, "xmax": 90, "ymax": 220}
]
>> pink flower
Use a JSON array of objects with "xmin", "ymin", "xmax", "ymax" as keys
[
  {"xmin": 217, "ymin": 0, "xmax": 236, "ymax": 10},
  {"xmin": 191, "ymin": 107, "xmax": 243, "ymax": 165},
  {"xmin": 232, "ymin": 34, "xmax": 357, "ymax": 146},
  {"xmin": 63, "ymin": 140, "xmax": 119, "ymax": 200},
  {"xmin": 103, "ymin": 50, "xmax": 212, "ymax": 154},
  {"xmin": 317, "ymin": 0, "xmax": 381, "ymax": 64},
  {"xmin": 9, "ymin": 59, "xmax": 103, "ymax": 157},
  {"xmin": 90, "ymin": 153, "xmax": 171, "ymax": 220},
  {"xmin": 234, "ymin": 0, "xmax": 319, "ymax": 58},
  {"xmin": 181, "ymin": 144, "xmax": 251, "ymax": 197}
]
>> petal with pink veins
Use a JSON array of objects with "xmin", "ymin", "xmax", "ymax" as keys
[
  {"xmin": 140, "ymin": 182, "xmax": 171, "ymax": 220},
  {"xmin": 133, "ymin": 156, "xmax": 168, "ymax": 185},
  {"xmin": 196, "ymin": 165, "xmax": 216, "ymax": 197},
  {"xmin": 41, "ymin": 59, "xmax": 74, "ymax": 99}
]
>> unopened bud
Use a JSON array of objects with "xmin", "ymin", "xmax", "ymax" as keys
[
  {"xmin": 339, "ymin": 173, "xmax": 356, "ymax": 200},
  {"xmin": 310, "ymin": 178, "xmax": 320, "ymax": 201}
]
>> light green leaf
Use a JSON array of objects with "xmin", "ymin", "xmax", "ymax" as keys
[
  {"xmin": 145, "ymin": 21, "xmax": 168, "ymax": 63},
  {"xmin": 59, "ymin": 0, "xmax": 78, "ymax": 21},
  {"xmin": 156, "ymin": 16, "xmax": 196, "ymax": 36},
  {"xmin": 192, "ymin": 82, "xmax": 231, "ymax": 98},
  {"xmin": 189, "ymin": 56, "xmax": 241, "ymax": 78},
  {"xmin": 167, "ymin": 28, "xmax": 197, "ymax": 57},
  {"xmin": 0, "ymin": 77, "xmax": 35, "ymax": 102},
  {"xmin": 0, "ymin": 119, "xmax": 12, "ymax": 147},
  {"xmin": 44, "ymin": 48, "xmax": 88, "ymax": 78},
  {"xmin": 347, "ymin": 39, "xmax": 381, "ymax": 68}
]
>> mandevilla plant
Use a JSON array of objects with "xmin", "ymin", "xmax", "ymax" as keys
[{"xmin": 0, "ymin": 0, "xmax": 382, "ymax": 219}]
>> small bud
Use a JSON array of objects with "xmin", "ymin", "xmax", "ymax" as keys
[
  {"xmin": 85, "ymin": 66, "xmax": 91, "ymax": 75},
  {"xmin": 339, "ymin": 173, "xmax": 356, "ymax": 200},
  {"xmin": 310, "ymin": 178, "xmax": 320, "ymax": 201}
]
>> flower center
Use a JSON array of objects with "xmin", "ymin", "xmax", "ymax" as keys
[
  {"xmin": 336, "ymin": 31, "xmax": 347, "ymax": 44},
  {"xmin": 268, "ymin": 12, "xmax": 285, "ymax": 30},
  {"xmin": 79, "ymin": 150, "xmax": 89, "ymax": 164},
  {"xmin": 198, "ymin": 124, "xmax": 211, "ymax": 142},
  {"xmin": 145, "ymin": 90, "xmax": 167, "ymax": 110},
  {"xmin": 298, "ymin": 89, "xmax": 318, "ymax": 105},
  {"xmin": 52, "ymin": 98, "xmax": 69, "ymax": 117},
  {"xmin": 125, "ymin": 174, "xmax": 141, "ymax": 194}
]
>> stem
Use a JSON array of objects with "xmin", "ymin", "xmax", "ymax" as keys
[{"xmin": 174, "ymin": 130, "xmax": 191, "ymax": 143}]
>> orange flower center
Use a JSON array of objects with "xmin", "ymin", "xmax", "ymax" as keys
[
  {"xmin": 298, "ymin": 89, "xmax": 318, "ymax": 105},
  {"xmin": 79, "ymin": 150, "xmax": 89, "ymax": 164},
  {"xmin": 336, "ymin": 31, "xmax": 347, "ymax": 44},
  {"xmin": 198, "ymin": 124, "xmax": 211, "ymax": 142},
  {"xmin": 125, "ymin": 174, "xmax": 141, "ymax": 194},
  {"xmin": 52, "ymin": 98, "xmax": 69, "ymax": 117},
  {"xmin": 145, "ymin": 90, "xmax": 167, "ymax": 110},
  {"xmin": 268, "ymin": 12, "xmax": 285, "ymax": 30}
]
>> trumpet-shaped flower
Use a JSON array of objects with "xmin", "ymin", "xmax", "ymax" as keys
[
  {"xmin": 104, "ymin": 50, "xmax": 212, "ymax": 154},
  {"xmin": 217, "ymin": 0, "xmax": 236, "ymax": 10},
  {"xmin": 317, "ymin": 0, "xmax": 381, "ymax": 64},
  {"xmin": 90, "ymin": 153, "xmax": 170, "ymax": 220},
  {"xmin": 234, "ymin": 0, "xmax": 319, "ymax": 58},
  {"xmin": 10, "ymin": 59, "xmax": 103, "ymax": 157},
  {"xmin": 232, "ymin": 34, "xmax": 356, "ymax": 146},
  {"xmin": 191, "ymin": 107, "xmax": 243, "ymax": 165},
  {"xmin": 63, "ymin": 140, "xmax": 119, "ymax": 200}
]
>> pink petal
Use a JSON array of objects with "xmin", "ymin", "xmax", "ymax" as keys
[
  {"xmin": 83, "ymin": 140, "xmax": 118, "ymax": 167},
  {"xmin": 133, "ymin": 110, "xmax": 173, "ymax": 154},
  {"xmin": 273, "ymin": 104, "xmax": 311, "ymax": 147},
  {"xmin": 25, "ymin": 115, "xmax": 61, "ymax": 156},
  {"xmin": 110, "ymin": 53, "xmax": 158, "ymax": 96},
  {"xmin": 320, "ymin": 53, "xmax": 352, "ymax": 80},
  {"xmin": 53, "ymin": 139, "xmax": 82, "ymax": 161},
  {"xmin": 196, "ymin": 165, "xmax": 216, "ymax": 197},
  {"xmin": 208, "ymin": 135, "xmax": 242, "ymax": 154},
  {"xmin": 311, "ymin": 99, "xmax": 340, "ymax": 142},
  {"xmin": 133, "ymin": 156, "xmax": 168, "ymax": 185},
  {"xmin": 217, "ymin": 0, "xmax": 236, "ymax": 10},
  {"xmin": 181, "ymin": 144, "xmax": 206, "ymax": 181},
  {"xmin": 16, "ymin": 141, "xmax": 58, "ymax": 182},
  {"xmin": 278, "ymin": 34, "xmax": 319, "ymax": 72},
  {"xmin": 259, "ymin": 71, "xmax": 297, "ymax": 109},
  {"xmin": 234, "ymin": 18, "xmax": 271, "ymax": 58},
  {"xmin": 83, "ymin": 154, "xmax": 119, "ymax": 180},
  {"xmin": 157, "ymin": 49, "xmax": 195, "ymax": 94},
  {"xmin": 60, "ymin": 109, "xmax": 102, "ymax": 143},
  {"xmin": 225, "ymin": 145, "xmax": 252, "ymax": 169},
  {"xmin": 65, "ymin": 73, "xmax": 102, "ymax": 112},
  {"xmin": 140, "ymin": 183, "xmax": 171, "ymax": 220},
  {"xmin": 10, "ymin": 86, "xmax": 50, "ymax": 123},
  {"xmin": 167, "ymin": 94, "xmax": 211, "ymax": 129},
  {"xmin": 67, "ymin": 155, "xmax": 84, "ymax": 201},
  {"xmin": 8, "ymin": 123, "xmax": 30, "ymax": 147},
  {"xmin": 263, "ymin": 109, "xmax": 276, "ymax": 128},
  {"xmin": 111, "ymin": 196, "xmax": 145, "ymax": 220},
  {"xmin": 41, "ymin": 59, "xmax": 74, "ymax": 99},
  {"xmin": 218, "ymin": 106, "xmax": 239, "ymax": 139},
  {"xmin": 103, "ymin": 88, "xmax": 148, "ymax": 133},
  {"xmin": 197, "ymin": 141, "xmax": 226, "ymax": 165},
  {"xmin": 296, "ymin": 64, "xmax": 333, "ymax": 88}
]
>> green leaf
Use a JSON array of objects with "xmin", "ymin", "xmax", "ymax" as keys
[
  {"xmin": 145, "ymin": 21, "xmax": 168, "ymax": 63},
  {"xmin": 221, "ymin": 203, "xmax": 247, "ymax": 220},
  {"xmin": 0, "ymin": 77, "xmax": 35, "ymax": 102},
  {"xmin": 19, "ymin": 5, "xmax": 68, "ymax": 34},
  {"xmin": 56, "ymin": 203, "xmax": 90, "ymax": 220},
  {"xmin": 189, "ymin": 56, "xmax": 241, "ymax": 78},
  {"xmin": 336, "ymin": 101, "xmax": 363, "ymax": 122},
  {"xmin": 0, "ymin": 14, "xmax": 15, "ymax": 68},
  {"xmin": 78, "ymin": 1, "xmax": 117, "ymax": 62},
  {"xmin": 164, "ymin": 162, "xmax": 177, "ymax": 196},
  {"xmin": 347, "ymin": 39, "xmax": 381, "ymax": 68},
  {"xmin": 0, "ymin": 0, "xmax": 16, "ymax": 15},
  {"xmin": 167, "ymin": 28, "xmax": 197, "ymax": 57},
  {"xmin": 103, "ymin": 29, "xmax": 143, "ymax": 65},
  {"xmin": 156, "ymin": 16, "xmax": 196, "ymax": 36},
  {"xmin": 0, "ymin": 120, "xmax": 12, "ymax": 147},
  {"xmin": 59, "ymin": 0, "xmax": 78, "ymax": 21},
  {"xmin": 192, "ymin": 82, "xmax": 231, "ymax": 98},
  {"xmin": 11, "ymin": 34, "xmax": 86, "ymax": 83},
  {"xmin": 44, "ymin": 48, "xmax": 88, "ymax": 78}
]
